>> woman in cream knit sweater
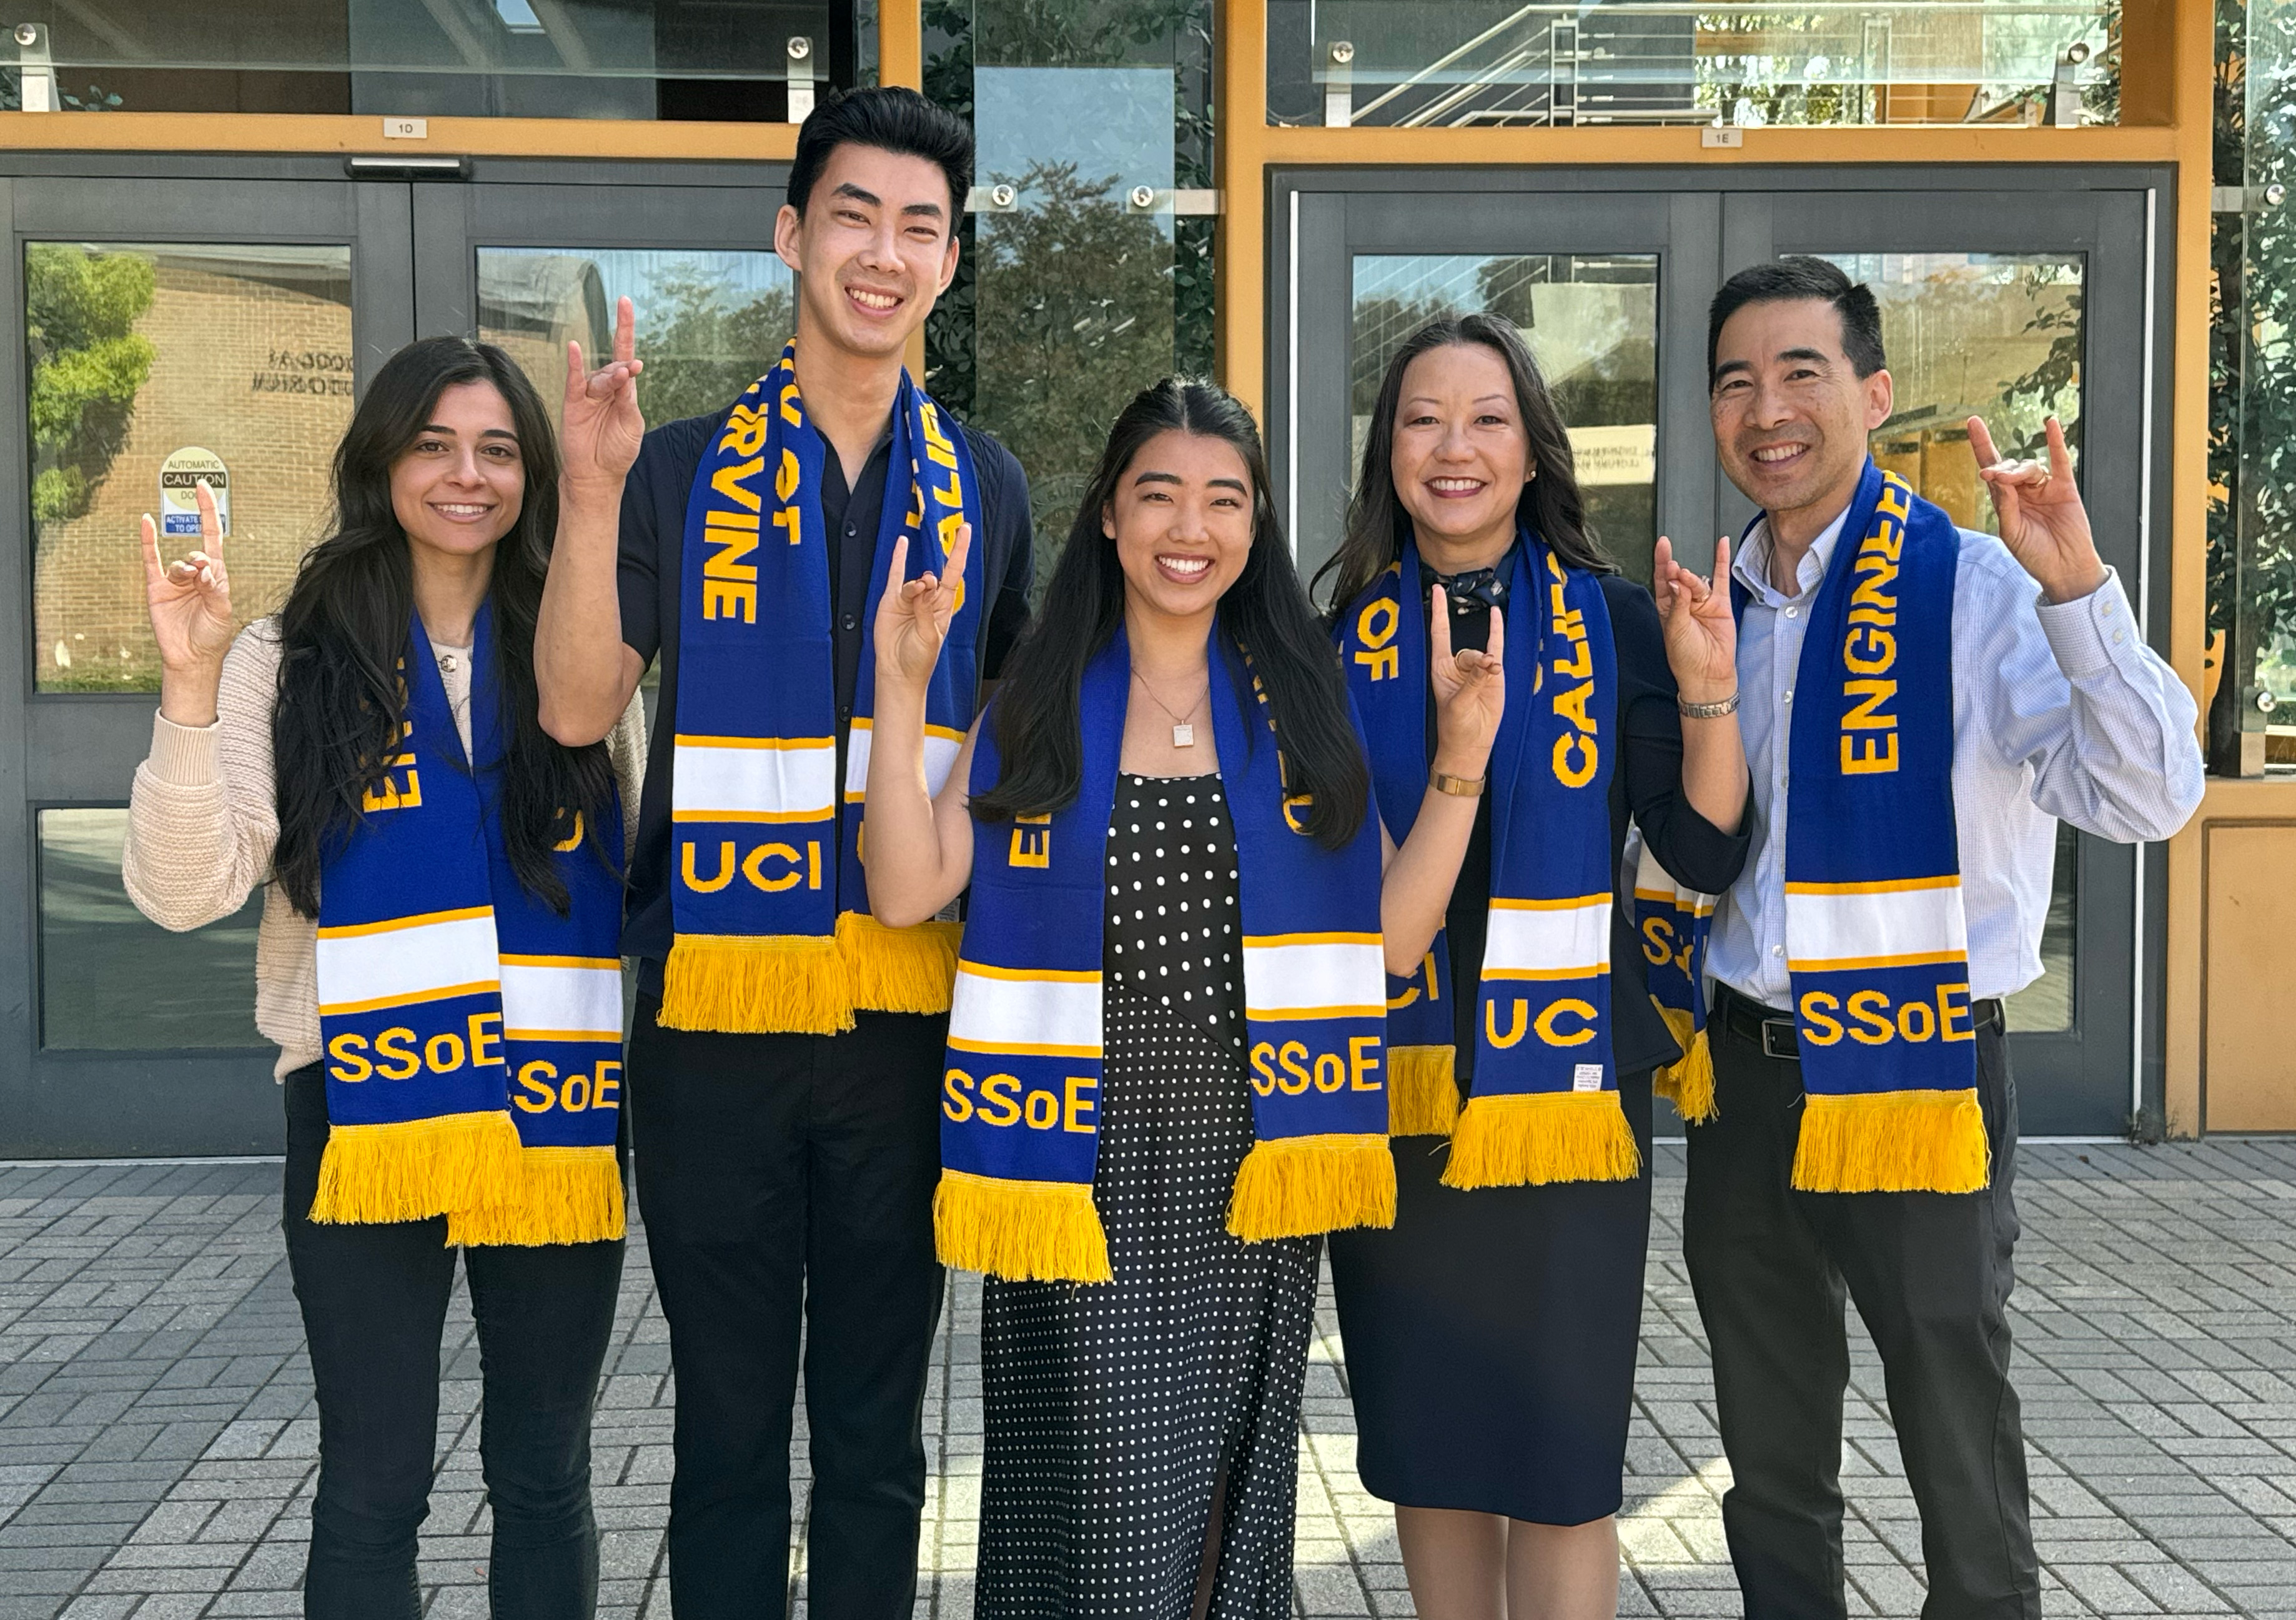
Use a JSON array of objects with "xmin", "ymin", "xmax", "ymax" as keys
[{"xmin": 124, "ymin": 332, "xmax": 645, "ymax": 1620}]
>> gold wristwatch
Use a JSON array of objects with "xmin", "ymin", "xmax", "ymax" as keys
[{"xmin": 1430, "ymin": 770, "xmax": 1487, "ymax": 797}]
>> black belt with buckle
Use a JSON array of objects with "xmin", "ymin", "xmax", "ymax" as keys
[{"xmin": 1715, "ymin": 983, "xmax": 2002, "ymax": 1063}]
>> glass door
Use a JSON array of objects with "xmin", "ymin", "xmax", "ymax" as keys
[
  {"xmin": 0, "ymin": 156, "xmax": 790, "ymax": 1156},
  {"xmin": 1271, "ymin": 166, "xmax": 2173, "ymax": 1136},
  {"xmin": 415, "ymin": 161, "xmax": 797, "ymax": 430},
  {"xmin": 1279, "ymin": 177, "xmax": 1722, "ymax": 592},
  {"xmin": 1, "ymin": 162, "xmax": 405, "ymax": 1155}
]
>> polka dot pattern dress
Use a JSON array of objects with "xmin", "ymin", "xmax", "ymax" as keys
[{"xmin": 978, "ymin": 775, "xmax": 1320, "ymax": 1620}]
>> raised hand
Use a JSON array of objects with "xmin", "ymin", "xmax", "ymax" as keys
[
  {"xmin": 562, "ymin": 295, "xmax": 645, "ymax": 492},
  {"xmin": 875, "ymin": 524, "xmax": 973, "ymax": 692},
  {"xmin": 1969, "ymin": 414, "xmax": 2106, "ymax": 604},
  {"xmin": 1428, "ymin": 585, "xmax": 1505, "ymax": 778},
  {"xmin": 1653, "ymin": 534, "xmax": 1738, "ymax": 705},
  {"xmin": 141, "ymin": 481, "xmax": 235, "ymax": 727}
]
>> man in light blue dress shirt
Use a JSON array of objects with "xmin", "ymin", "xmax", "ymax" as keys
[{"xmin": 1678, "ymin": 259, "xmax": 2204, "ymax": 1620}]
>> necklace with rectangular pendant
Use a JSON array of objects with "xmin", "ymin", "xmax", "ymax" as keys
[{"xmin": 1172, "ymin": 722, "xmax": 1195, "ymax": 747}]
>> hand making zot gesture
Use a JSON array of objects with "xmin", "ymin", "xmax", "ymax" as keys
[
  {"xmin": 1653, "ymin": 533, "xmax": 1738, "ymax": 706},
  {"xmin": 874, "ymin": 524, "xmax": 974, "ymax": 692},
  {"xmin": 562, "ymin": 294, "xmax": 646, "ymax": 490},
  {"xmin": 1428, "ymin": 584, "xmax": 1505, "ymax": 779},
  {"xmin": 140, "ymin": 479, "xmax": 234, "ymax": 728},
  {"xmin": 1967, "ymin": 414, "xmax": 2106, "ymax": 605}
]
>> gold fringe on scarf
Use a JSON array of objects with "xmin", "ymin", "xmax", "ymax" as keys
[
  {"xmin": 446, "ymin": 1146, "xmax": 626, "ymax": 1248},
  {"xmin": 1226, "ymin": 1133, "xmax": 1397, "ymax": 1242},
  {"xmin": 1440, "ymin": 1091, "xmax": 1641, "ymax": 1190},
  {"xmin": 659, "ymin": 917, "xmax": 965, "ymax": 1035},
  {"xmin": 837, "ymin": 912, "xmax": 962, "ymax": 1015},
  {"xmin": 660, "ymin": 933, "xmax": 851, "ymax": 1035},
  {"xmin": 1385, "ymin": 1046, "xmax": 1460, "ymax": 1138},
  {"xmin": 935, "ymin": 1166, "xmax": 1112, "ymax": 1283},
  {"xmin": 1651, "ymin": 1004, "xmax": 1718, "ymax": 1126},
  {"xmin": 309, "ymin": 1110, "xmax": 525, "ymax": 1226},
  {"xmin": 1791, "ymin": 1089, "xmax": 1990, "ymax": 1194}
]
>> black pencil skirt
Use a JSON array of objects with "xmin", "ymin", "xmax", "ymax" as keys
[{"xmin": 1325, "ymin": 1068, "xmax": 1655, "ymax": 1526}]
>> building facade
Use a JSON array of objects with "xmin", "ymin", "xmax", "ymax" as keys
[{"xmin": 0, "ymin": 0, "xmax": 2277, "ymax": 1153}]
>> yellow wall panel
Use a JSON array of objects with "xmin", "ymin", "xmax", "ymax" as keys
[{"xmin": 2205, "ymin": 823, "xmax": 2296, "ymax": 1131}]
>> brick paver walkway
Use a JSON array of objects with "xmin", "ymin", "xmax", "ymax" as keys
[{"xmin": 2, "ymin": 1139, "xmax": 2292, "ymax": 1619}]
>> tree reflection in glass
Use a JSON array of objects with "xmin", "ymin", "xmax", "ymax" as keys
[{"xmin": 926, "ymin": 0, "xmax": 1215, "ymax": 604}]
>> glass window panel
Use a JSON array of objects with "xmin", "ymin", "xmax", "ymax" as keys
[
  {"xmin": 27, "ymin": 242, "xmax": 353, "ymax": 693},
  {"xmin": 1813, "ymin": 251, "xmax": 2083, "ymax": 1026},
  {"xmin": 1350, "ymin": 254, "xmax": 1660, "ymax": 583},
  {"xmin": 480, "ymin": 246, "xmax": 792, "ymax": 697},
  {"xmin": 1816, "ymin": 252, "xmax": 2084, "ymax": 537},
  {"xmin": 924, "ymin": 0, "xmax": 1215, "ymax": 600},
  {"xmin": 477, "ymin": 247, "xmax": 794, "ymax": 432},
  {"xmin": 974, "ymin": 64, "xmax": 1175, "ymax": 592},
  {"xmin": 39, "ymin": 809, "xmax": 263, "ymax": 1051},
  {"xmin": 1267, "ymin": 1, "xmax": 2117, "ymax": 129},
  {"xmin": 1, "ymin": 2, "xmax": 866, "ymax": 119},
  {"xmin": 2003, "ymin": 823, "xmax": 2077, "ymax": 1033}
]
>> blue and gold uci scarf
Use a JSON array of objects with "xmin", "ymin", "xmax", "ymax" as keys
[
  {"xmin": 1726, "ymin": 459, "xmax": 1986, "ymax": 1193},
  {"xmin": 664, "ymin": 342, "xmax": 985, "ymax": 1035},
  {"xmin": 937, "ymin": 627, "xmax": 1395, "ymax": 1283},
  {"xmin": 312, "ymin": 605, "xmax": 625, "ymax": 1247},
  {"xmin": 1340, "ymin": 533, "xmax": 1639, "ymax": 1189}
]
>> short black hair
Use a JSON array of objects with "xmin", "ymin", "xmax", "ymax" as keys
[
  {"xmin": 1707, "ymin": 256, "xmax": 1886, "ymax": 385},
  {"xmin": 786, "ymin": 86, "xmax": 974, "ymax": 226}
]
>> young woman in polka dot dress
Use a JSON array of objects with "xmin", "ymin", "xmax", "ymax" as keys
[{"xmin": 863, "ymin": 379, "xmax": 1397, "ymax": 1618}]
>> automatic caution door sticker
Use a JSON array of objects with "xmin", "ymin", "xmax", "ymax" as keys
[{"xmin": 159, "ymin": 447, "xmax": 230, "ymax": 537}]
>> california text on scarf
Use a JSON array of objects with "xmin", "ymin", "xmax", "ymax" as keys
[
  {"xmin": 936, "ymin": 627, "xmax": 1395, "ymax": 1283},
  {"xmin": 1721, "ymin": 459, "xmax": 1987, "ymax": 1193},
  {"xmin": 312, "ymin": 605, "xmax": 626, "ymax": 1246},
  {"xmin": 1340, "ymin": 533, "xmax": 1641, "ymax": 1188},
  {"xmin": 663, "ymin": 342, "xmax": 985, "ymax": 1034}
]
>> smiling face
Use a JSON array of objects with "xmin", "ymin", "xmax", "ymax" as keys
[
  {"xmin": 388, "ymin": 379, "xmax": 524, "ymax": 570},
  {"xmin": 1709, "ymin": 297, "xmax": 1894, "ymax": 536},
  {"xmin": 775, "ymin": 142, "xmax": 960, "ymax": 363},
  {"xmin": 1389, "ymin": 342, "xmax": 1531, "ymax": 571},
  {"xmin": 1103, "ymin": 429, "xmax": 1257, "ymax": 628}
]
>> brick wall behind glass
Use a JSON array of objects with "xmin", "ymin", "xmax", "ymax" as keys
[{"xmin": 34, "ymin": 261, "xmax": 353, "ymax": 692}]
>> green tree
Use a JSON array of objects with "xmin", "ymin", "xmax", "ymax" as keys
[
  {"xmin": 974, "ymin": 160, "xmax": 1181, "ymax": 595},
  {"xmin": 634, "ymin": 267, "xmax": 794, "ymax": 426},
  {"xmin": 26, "ymin": 244, "xmax": 156, "ymax": 525},
  {"xmin": 923, "ymin": 0, "xmax": 1215, "ymax": 440},
  {"xmin": 1996, "ymin": 270, "xmax": 2084, "ymax": 465},
  {"xmin": 1693, "ymin": 12, "xmax": 1860, "ymax": 126},
  {"xmin": 2085, "ymin": 0, "xmax": 2125, "ymax": 122},
  {"xmin": 923, "ymin": 0, "xmax": 981, "ymax": 412},
  {"xmin": 2211, "ymin": 0, "xmax": 2296, "ymax": 764}
]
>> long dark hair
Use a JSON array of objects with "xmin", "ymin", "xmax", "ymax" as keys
[
  {"xmin": 1314, "ymin": 312, "xmax": 1612, "ymax": 619},
  {"xmin": 271, "ymin": 336, "xmax": 616, "ymax": 917},
  {"xmin": 973, "ymin": 378, "xmax": 1369, "ymax": 850}
]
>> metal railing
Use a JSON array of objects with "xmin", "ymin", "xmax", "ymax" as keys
[{"xmin": 1292, "ymin": 2, "xmax": 2112, "ymax": 129}]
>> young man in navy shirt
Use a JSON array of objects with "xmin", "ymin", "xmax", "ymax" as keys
[{"xmin": 538, "ymin": 88, "xmax": 1032, "ymax": 1617}]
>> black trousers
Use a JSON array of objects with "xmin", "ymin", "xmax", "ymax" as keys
[
  {"xmin": 282, "ymin": 1065, "xmax": 625, "ymax": 1620},
  {"xmin": 1682, "ymin": 991, "xmax": 2040, "ymax": 1620},
  {"xmin": 628, "ymin": 992, "xmax": 946, "ymax": 1620}
]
